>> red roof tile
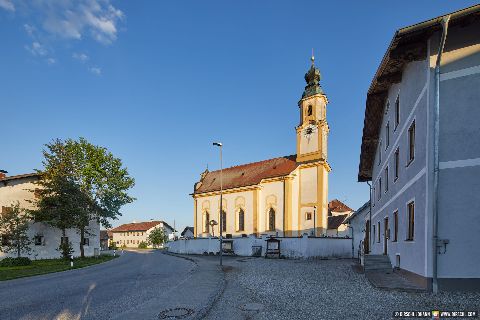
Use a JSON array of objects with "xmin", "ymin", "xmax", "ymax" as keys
[
  {"xmin": 194, "ymin": 155, "xmax": 298, "ymax": 194},
  {"xmin": 328, "ymin": 199, "xmax": 353, "ymax": 214},
  {"xmin": 111, "ymin": 221, "xmax": 163, "ymax": 232},
  {"xmin": 328, "ymin": 214, "xmax": 348, "ymax": 230}
]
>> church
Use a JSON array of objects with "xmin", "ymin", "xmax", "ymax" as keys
[{"xmin": 192, "ymin": 56, "xmax": 331, "ymax": 238}]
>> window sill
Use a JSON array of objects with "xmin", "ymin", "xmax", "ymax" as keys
[
  {"xmin": 405, "ymin": 239, "xmax": 415, "ymax": 242},
  {"xmin": 406, "ymin": 158, "xmax": 415, "ymax": 168}
]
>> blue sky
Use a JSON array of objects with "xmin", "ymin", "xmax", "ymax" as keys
[{"xmin": 1, "ymin": 1, "xmax": 478, "ymax": 231}]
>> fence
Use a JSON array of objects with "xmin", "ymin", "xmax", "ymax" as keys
[{"xmin": 167, "ymin": 234, "xmax": 352, "ymax": 259}]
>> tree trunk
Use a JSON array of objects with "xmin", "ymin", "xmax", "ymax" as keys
[{"xmin": 80, "ymin": 226, "xmax": 85, "ymax": 258}]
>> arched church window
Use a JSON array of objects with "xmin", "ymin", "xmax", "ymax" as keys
[
  {"xmin": 268, "ymin": 208, "xmax": 275, "ymax": 231},
  {"xmin": 307, "ymin": 105, "xmax": 313, "ymax": 116},
  {"xmin": 238, "ymin": 209, "xmax": 245, "ymax": 231},
  {"xmin": 204, "ymin": 211, "xmax": 210, "ymax": 233},
  {"xmin": 221, "ymin": 210, "xmax": 226, "ymax": 232}
]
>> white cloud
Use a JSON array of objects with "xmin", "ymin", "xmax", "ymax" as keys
[
  {"xmin": 89, "ymin": 66, "xmax": 101, "ymax": 75},
  {"xmin": 39, "ymin": 0, "xmax": 125, "ymax": 45},
  {"xmin": 24, "ymin": 24, "xmax": 35, "ymax": 37},
  {"xmin": 25, "ymin": 41, "xmax": 48, "ymax": 56},
  {"xmin": 73, "ymin": 52, "xmax": 89, "ymax": 62},
  {"xmin": 0, "ymin": 0, "xmax": 14, "ymax": 12},
  {"xmin": 47, "ymin": 57, "xmax": 56, "ymax": 65}
]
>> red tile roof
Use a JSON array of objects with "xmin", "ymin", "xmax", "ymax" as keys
[
  {"xmin": 194, "ymin": 155, "xmax": 298, "ymax": 194},
  {"xmin": 111, "ymin": 221, "xmax": 163, "ymax": 232},
  {"xmin": 328, "ymin": 214, "xmax": 348, "ymax": 230},
  {"xmin": 0, "ymin": 173, "xmax": 40, "ymax": 183},
  {"xmin": 328, "ymin": 199, "xmax": 353, "ymax": 214}
]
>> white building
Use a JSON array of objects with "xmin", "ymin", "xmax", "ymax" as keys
[
  {"xmin": 344, "ymin": 201, "xmax": 370, "ymax": 259},
  {"xmin": 180, "ymin": 227, "xmax": 194, "ymax": 239},
  {"xmin": 326, "ymin": 199, "xmax": 354, "ymax": 237},
  {"xmin": 111, "ymin": 221, "xmax": 174, "ymax": 248},
  {"xmin": 0, "ymin": 173, "xmax": 100, "ymax": 259},
  {"xmin": 358, "ymin": 5, "xmax": 480, "ymax": 291}
]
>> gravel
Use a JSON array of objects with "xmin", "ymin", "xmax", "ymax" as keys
[{"xmin": 206, "ymin": 258, "xmax": 480, "ymax": 320}]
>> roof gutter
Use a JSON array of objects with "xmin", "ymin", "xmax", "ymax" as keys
[{"xmin": 432, "ymin": 14, "xmax": 451, "ymax": 294}]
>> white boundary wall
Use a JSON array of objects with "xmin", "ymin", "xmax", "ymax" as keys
[{"xmin": 167, "ymin": 235, "xmax": 352, "ymax": 259}]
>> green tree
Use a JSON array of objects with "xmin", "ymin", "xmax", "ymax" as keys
[
  {"xmin": 0, "ymin": 202, "xmax": 32, "ymax": 258},
  {"xmin": 147, "ymin": 227, "xmax": 168, "ymax": 248},
  {"xmin": 31, "ymin": 138, "xmax": 135, "ymax": 257}
]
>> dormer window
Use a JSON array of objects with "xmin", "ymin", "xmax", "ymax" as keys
[{"xmin": 307, "ymin": 105, "xmax": 313, "ymax": 116}]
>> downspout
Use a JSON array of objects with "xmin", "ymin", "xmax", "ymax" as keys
[
  {"xmin": 366, "ymin": 181, "xmax": 372, "ymax": 254},
  {"xmin": 433, "ymin": 15, "xmax": 450, "ymax": 294},
  {"xmin": 283, "ymin": 178, "xmax": 286, "ymax": 237}
]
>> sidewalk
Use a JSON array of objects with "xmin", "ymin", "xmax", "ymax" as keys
[{"xmin": 111, "ymin": 253, "xmax": 225, "ymax": 320}]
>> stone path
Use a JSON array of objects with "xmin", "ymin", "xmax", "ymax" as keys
[{"xmin": 365, "ymin": 270, "xmax": 426, "ymax": 292}]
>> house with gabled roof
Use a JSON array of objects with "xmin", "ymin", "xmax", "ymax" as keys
[{"xmin": 111, "ymin": 220, "xmax": 174, "ymax": 248}]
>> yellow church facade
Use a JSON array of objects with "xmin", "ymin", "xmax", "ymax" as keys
[{"xmin": 193, "ymin": 57, "xmax": 331, "ymax": 238}]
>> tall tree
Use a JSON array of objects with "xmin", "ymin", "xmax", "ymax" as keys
[
  {"xmin": 147, "ymin": 227, "xmax": 168, "ymax": 248},
  {"xmin": 0, "ymin": 202, "xmax": 32, "ymax": 258},
  {"xmin": 31, "ymin": 138, "xmax": 135, "ymax": 257}
]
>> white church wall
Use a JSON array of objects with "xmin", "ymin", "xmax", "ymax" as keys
[
  {"xmin": 259, "ymin": 181, "xmax": 284, "ymax": 234},
  {"xmin": 300, "ymin": 166, "xmax": 317, "ymax": 204},
  {"xmin": 196, "ymin": 190, "xmax": 254, "ymax": 237}
]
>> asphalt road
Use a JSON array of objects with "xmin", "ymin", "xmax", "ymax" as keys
[{"xmin": 0, "ymin": 250, "xmax": 197, "ymax": 320}]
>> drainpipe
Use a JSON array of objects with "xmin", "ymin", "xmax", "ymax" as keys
[
  {"xmin": 347, "ymin": 225, "xmax": 354, "ymax": 259},
  {"xmin": 432, "ymin": 15, "xmax": 450, "ymax": 294},
  {"xmin": 366, "ymin": 181, "xmax": 372, "ymax": 254}
]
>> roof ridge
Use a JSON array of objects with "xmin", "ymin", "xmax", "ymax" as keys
[{"xmin": 206, "ymin": 154, "xmax": 296, "ymax": 174}]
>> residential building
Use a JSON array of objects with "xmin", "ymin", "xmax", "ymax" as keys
[
  {"xmin": 326, "ymin": 199, "xmax": 354, "ymax": 237},
  {"xmin": 0, "ymin": 172, "xmax": 100, "ymax": 259},
  {"xmin": 111, "ymin": 220, "xmax": 174, "ymax": 248},
  {"xmin": 344, "ymin": 201, "xmax": 371, "ymax": 259},
  {"xmin": 358, "ymin": 5, "xmax": 480, "ymax": 291},
  {"xmin": 181, "ymin": 227, "xmax": 194, "ymax": 239},
  {"xmin": 193, "ymin": 57, "xmax": 331, "ymax": 238}
]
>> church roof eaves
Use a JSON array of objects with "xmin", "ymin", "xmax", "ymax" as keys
[{"xmin": 193, "ymin": 155, "xmax": 298, "ymax": 195}]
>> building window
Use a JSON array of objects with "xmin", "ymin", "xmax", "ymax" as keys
[
  {"xmin": 393, "ymin": 210, "xmax": 398, "ymax": 242},
  {"xmin": 395, "ymin": 95, "xmax": 400, "ymax": 129},
  {"xmin": 407, "ymin": 201, "xmax": 415, "ymax": 241},
  {"xmin": 384, "ymin": 167, "xmax": 389, "ymax": 193},
  {"xmin": 307, "ymin": 105, "xmax": 312, "ymax": 116},
  {"xmin": 34, "ymin": 235, "xmax": 44, "ymax": 246},
  {"xmin": 394, "ymin": 148, "xmax": 399, "ymax": 181},
  {"xmin": 305, "ymin": 212, "xmax": 312, "ymax": 220},
  {"xmin": 204, "ymin": 211, "xmax": 210, "ymax": 233},
  {"xmin": 378, "ymin": 141, "xmax": 382, "ymax": 165},
  {"xmin": 221, "ymin": 210, "xmax": 226, "ymax": 232},
  {"xmin": 378, "ymin": 178, "xmax": 382, "ymax": 200},
  {"xmin": 268, "ymin": 208, "xmax": 275, "ymax": 231},
  {"xmin": 373, "ymin": 224, "xmax": 376, "ymax": 243},
  {"xmin": 238, "ymin": 209, "xmax": 245, "ymax": 232},
  {"xmin": 408, "ymin": 121, "xmax": 415, "ymax": 164},
  {"xmin": 385, "ymin": 122, "xmax": 390, "ymax": 149},
  {"xmin": 1, "ymin": 235, "xmax": 10, "ymax": 246},
  {"xmin": 61, "ymin": 236, "xmax": 69, "ymax": 245},
  {"xmin": 377, "ymin": 221, "xmax": 381, "ymax": 243},
  {"xmin": 83, "ymin": 238, "xmax": 89, "ymax": 246}
]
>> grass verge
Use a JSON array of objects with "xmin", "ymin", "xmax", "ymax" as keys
[{"xmin": 0, "ymin": 255, "xmax": 118, "ymax": 281}]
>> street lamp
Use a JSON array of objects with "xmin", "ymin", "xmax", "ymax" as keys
[
  {"xmin": 213, "ymin": 142, "xmax": 223, "ymax": 266},
  {"xmin": 313, "ymin": 206, "xmax": 317, "ymax": 237}
]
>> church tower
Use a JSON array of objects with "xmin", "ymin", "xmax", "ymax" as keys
[{"xmin": 296, "ymin": 54, "xmax": 331, "ymax": 236}]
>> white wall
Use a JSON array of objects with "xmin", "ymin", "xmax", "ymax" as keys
[
  {"xmin": 0, "ymin": 176, "xmax": 100, "ymax": 259},
  {"xmin": 167, "ymin": 235, "xmax": 351, "ymax": 259}
]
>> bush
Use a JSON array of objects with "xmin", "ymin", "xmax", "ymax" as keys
[
  {"xmin": 138, "ymin": 241, "xmax": 148, "ymax": 249},
  {"xmin": 0, "ymin": 257, "xmax": 32, "ymax": 267},
  {"xmin": 58, "ymin": 241, "xmax": 74, "ymax": 260},
  {"xmin": 109, "ymin": 242, "xmax": 118, "ymax": 250}
]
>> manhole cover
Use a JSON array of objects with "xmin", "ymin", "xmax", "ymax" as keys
[
  {"xmin": 158, "ymin": 307, "xmax": 194, "ymax": 319},
  {"xmin": 239, "ymin": 303, "xmax": 264, "ymax": 312}
]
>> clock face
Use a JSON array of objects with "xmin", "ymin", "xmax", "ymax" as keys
[{"xmin": 303, "ymin": 124, "xmax": 317, "ymax": 139}]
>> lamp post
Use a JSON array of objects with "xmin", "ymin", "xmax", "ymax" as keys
[
  {"xmin": 313, "ymin": 206, "xmax": 317, "ymax": 237},
  {"xmin": 213, "ymin": 142, "xmax": 223, "ymax": 266}
]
